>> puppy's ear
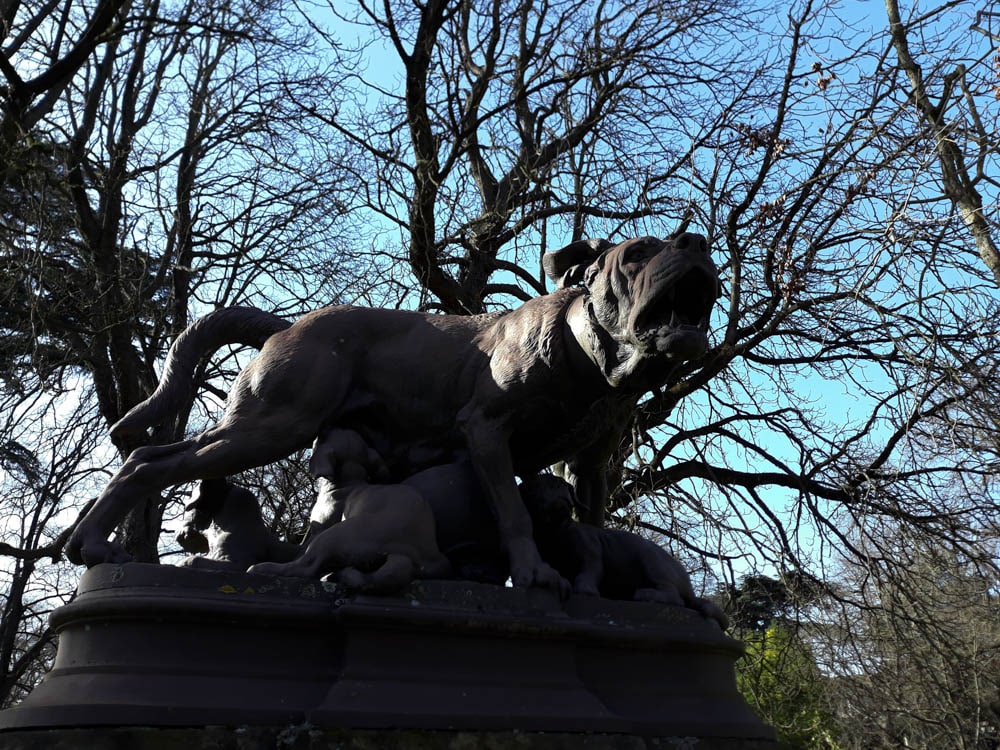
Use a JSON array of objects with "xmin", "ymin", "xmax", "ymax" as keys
[
  {"xmin": 309, "ymin": 446, "xmax": 337, "ymax": 478},
  {"xmin": 365, "ymin": 446, "xmax": 391, "ymax": 482},
  {"xmin": 542, "ymin": 239, "xmax": 613, "ymax": 289}
]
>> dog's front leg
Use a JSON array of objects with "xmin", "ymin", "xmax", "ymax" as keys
[
  {"xmin": 562, "ymin": 418, "xmax": 629, "ymax": 527},
  {"xmin": 458, "ymin": 410, "xmax": 568, "ymax": 596},
  {"xmin": 565, "ymin": 461, "xmax": 608, "ymax": 527},
  {"xmin": 571, "ymin": 527, "xmax": 604, "ymax": 596}
]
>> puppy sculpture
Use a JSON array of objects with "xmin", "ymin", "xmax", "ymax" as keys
[
  {"xmin": 521, "ymin": 474, "xmax": 729, "ymax": 630},
  {"xmin": 175, "ymin": 478, "xmax": 299, "ymax": 571},
  {"xmin": 249, "ymin": 429, "xmax": 451, "ymax": 592}
]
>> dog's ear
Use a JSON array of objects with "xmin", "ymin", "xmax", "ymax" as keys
[
  {"xmin": 542, "ymin": 239, "xmax": 613, "ymax": 289},
  {"xmin": 582, "ymin": 252, "xmax": 607, "ymax": 290}
]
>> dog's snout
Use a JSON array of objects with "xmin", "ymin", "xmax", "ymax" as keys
[{"xmin": 673, "ymin": 232, "xmax": 709, "ymax": 254}]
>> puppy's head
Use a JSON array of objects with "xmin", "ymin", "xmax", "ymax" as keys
[
  {"xmin": 519, "ymin": 474, "xmax": 576, "ymax": 529},
  {"xmin": 176, "ymin": 478, "xmax": 228, "ymax": 552},
  {"xmin": 310, "ymin": 428, "xmax": 389, "ymax": 482},
  {"xmin": 181, "ymin": 477, "xmax": 230, "ymax": 531}
]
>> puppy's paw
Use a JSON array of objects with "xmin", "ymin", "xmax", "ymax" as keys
[
  {"xmin": 573, "ymin": 578, "xmax": 601, "ymax": 597},
  {"xmin": 338, "ymin": 567, "xmax": 368, "ymax": 590},
  {"xmin": 693, "ymin": 597, "xmax": 730, "ymax": 631},
  {"xmin": 176, "ymin": 527, "xmax": 209, "ymax": 554},
  {"xmin": 512, "ymin": 561, "xmax": 570, "ymax": 598}
]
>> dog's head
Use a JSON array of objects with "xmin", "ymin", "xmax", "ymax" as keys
[{"xmin": 543, "ymin": 233, "xmax": 719, "ymax": 387}]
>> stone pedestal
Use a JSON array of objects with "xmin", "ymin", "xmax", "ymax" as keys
[{"xmin": 0, "ymin": 563, "xmax": 774, "ymax": 747}]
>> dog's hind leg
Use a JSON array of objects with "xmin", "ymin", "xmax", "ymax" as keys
[
  {"xmin": 65, "ymin": 323, "xmax": 357, "ymax": 568},
  {"xmin": 66, "ymin": 438, "xmax": 196, "ymax": 566},
  {"xmin": 66, "ymin": 418, "xmax": 321, "ymax": 567}
]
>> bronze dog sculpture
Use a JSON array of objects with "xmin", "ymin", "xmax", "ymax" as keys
[
  {"xmin": 249, "ymin": 428, "xmax": 452, "ymax": 591},
  {"xmin": 521, "ymin": 474, "xmax": 729, "ymax": 630},
  {"xmin": 66, "ymin": 233, "xmax": 719, "ymax": 592}
]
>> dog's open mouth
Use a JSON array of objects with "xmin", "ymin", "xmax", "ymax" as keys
[{"xmin": 634, "ymin": 265, "xmax": 718, "ymax": 357}]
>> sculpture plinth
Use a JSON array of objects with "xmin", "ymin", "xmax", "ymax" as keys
[{"xmin": 0, "ymin": 563, "xmax": 773, "ymax": 747}]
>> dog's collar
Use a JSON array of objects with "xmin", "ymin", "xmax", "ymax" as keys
[
  {"xmin": 563, "ymin": 294, "xmax": 633, "ymax": 390},
  {"xmin": 569, "ymin": 291, "xmax": 663, "ymax": 391}
]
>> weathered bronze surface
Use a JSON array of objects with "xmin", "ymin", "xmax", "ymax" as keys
[
  {"xmin": 0, "ymin": 563, "xmax": 772, "ymax": 743},
  {"xmin": 5, "ymin": 231, "xmax": 778, "ymax": 744},
  {"xmin": 66, "ymin": 234, "xmax": 720, "ymax": 597}
]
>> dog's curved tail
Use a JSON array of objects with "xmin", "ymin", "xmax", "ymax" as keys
[{"xmin": 111, "ymin": 307, "xmax": 292, "ymax": 441}]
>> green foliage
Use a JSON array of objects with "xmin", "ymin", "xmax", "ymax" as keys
[{"xmin": 736, "ymin": 623, "xmax": 840, "ymax": 750}]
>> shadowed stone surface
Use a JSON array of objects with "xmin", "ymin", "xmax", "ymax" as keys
[
  {"xmin": 0, "ymin": 726, "xmax": 781, "ymax": 750},
  {"xmin": 0, "ymin": 563, "xmax": 773, "ymax": 746}
]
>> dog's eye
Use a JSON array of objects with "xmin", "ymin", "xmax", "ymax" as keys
[
  {"xmin": 624, "ymin": 246, "xmax": 648, "ymax": 263},
  {"xmin": 623, "ymin": 238, "xmax": 658, "ymax": 263}
]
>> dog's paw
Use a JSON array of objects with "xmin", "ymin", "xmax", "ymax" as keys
[
  {"xmin": 66, "ymin": 536, "xmax": 131, "ymax": 568},
  {"xmin": 507, "ymin": 537, "xmax": 570, "ymax": 596},
  {"xmin": 550, "ymin": 568, "xmax": 572, "ymax": 599},
  {"xmin": 512, "ymin": 561, "xmax": 570, "ymax": 598},
  {"xmin": 247, "ymin": 561, "xmax": 282, "ymax": 576}
]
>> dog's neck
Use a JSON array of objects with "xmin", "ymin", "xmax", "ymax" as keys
[{"xmin": 565, "ymin": 294, "xmax": 640, "ymax": 389}]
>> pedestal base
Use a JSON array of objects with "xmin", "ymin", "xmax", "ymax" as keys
[
  {"xmin": 0, "ymin": 563, "xmax": 773, "ymax": 744},
  {"xmin": 0, "ymin": 726, "xmax": 780, "ymax": 750}
]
